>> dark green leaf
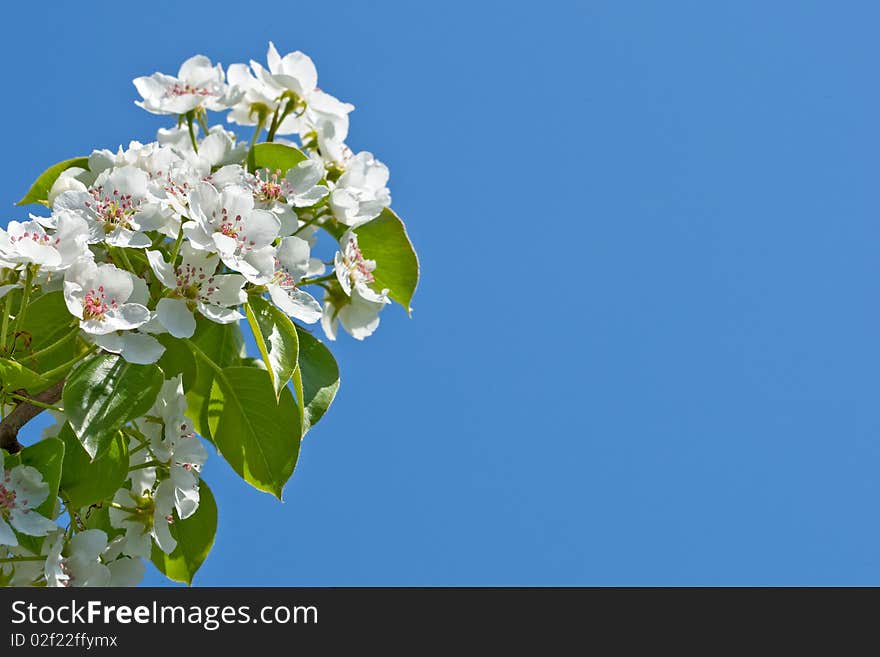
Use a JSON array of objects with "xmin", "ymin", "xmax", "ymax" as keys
[
  {"xmin": 355, "ymin": 208, "xmax": 420, "ymax": 313},
  {"xmin": 185, "ymin": 318, "xmax": 245, "ymax": 440},
  {"xmin": 209, "ymin": 367, "xmax": 301, "ymax": 498},
  {"xmin": 151, "ymin": 479, "xmax": 217, "ymax": 585},
  {"xmin": 17, "ymin": 157, "xmax": 89, "ymax": 206},
  {"xmin": 295, "ymin": 326, "xmax": 340, "ymax": 433},
  {"xmin": 58, "ymin": 423, "xmax": 128, "ymax": 509},
  {"xmin": 63, "ymin": 353, "xmax": 163, "ymax": 459},
  {"xmin": 157, "ymin": 334, "xmax": 198, "ymax": 391},
  {"xmin": 245, "ymin": 297, "xmax": 299, "ymax": 400},
  {"xmin": 250, "ymin": 143, "xmax": 308, "ymax": 173}
]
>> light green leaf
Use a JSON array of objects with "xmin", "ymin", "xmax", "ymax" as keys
[
  {"xmin": 19, "ymin": 438, "xmax": 64, "ymax": 518},
  {"xmin": 151, "ymin": 479, "xmax": 217, "ymax": 585},
  {"xmin": 63, "ymin": 353, "xmax": 163, "ymax": 460},
  {"xmin": 16, "ymin": 290, "xmax": 82, "ymax": 377},
  {"xmin": 250, "ymin": 143, "xmax": 308, "ymax": 173},
  {"xmin": 17, "ymin": 157, "xmax": 89, "ymax": 206},
  {"xmin": 244, "ymin": 297, "xmax": 299, "ymax": 400},
  {"xmin": 58, "ymin": 423, "xmax": 128, "ymax": 509},
  {"xmin": 208, "ymin": 366, "xmax": 301, "ymax": 499},
  {"xmin": 295, "ymin": 326, "xmax": 340, "ymax": 433},
  {"xmin": 184, "ymin": 317, "xmax": 245, "ymax": 440},
  {"xmin": 0, "ymin": 358, "xmax": 46, "ymax": 392},
  {"xmin": 355, "ymin": 208, "xmax": 420, "ymax": 313}
]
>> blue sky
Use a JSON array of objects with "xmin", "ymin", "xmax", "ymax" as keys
[{"xmin": 4, "ymin": 1, "xmax": 880, "ymax": 585}]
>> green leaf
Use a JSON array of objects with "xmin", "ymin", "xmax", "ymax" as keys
[
  {"xmin": 208, "ymin": 367, "xmax": 301, "ymax": 498},
  {"xmin": 151, "ymin": 479, "xmax": 217, "ymax": 585},
  {"xmin": 58, "ymin": 423, "xmax": 128, "ymax": 509},
  {"xmin": 295, "ymin": 326, "xmax": 340, "ymax": 433},
  {"xmin": 250, "ymin": 143, "xmax": 308, "ymax": 173},
  {"xmin": 17, "ymin": 157, "xmax": 89, "ymax": 206},
  {"xmin": 15, "ymin": 296, "xmax": 83, "ymax": 387},
  {"xmin": 355, "ymin": 208, "xmax": 420, "ymax": 313},
  {"xmin": 185, "ymin": 318, "xmax": 245, "ymax": 440},
  {"xmin": 18, "ymin": 438, "xmax": 65, "ymax": 518},
  {"xmin": 16, "ymin": 291, "xmax": 82, "ymax": 377},
  {"xmin": 157, "ymin": 333, "xmax": 198, "ymax": 392},
  {"xmin": 63, "ymin": 353, "xmax": 163, "ymax": 460},
  {"xmin": 0, "ymin": 358, "xmax": 46, "ymax": 392},
  {"xmin": 244, "ymin": 297, "xmax": 299, "ymax": 400}
]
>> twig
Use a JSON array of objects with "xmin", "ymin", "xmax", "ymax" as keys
[{"xmin": 0, "ymin": 380, "xmax": 64, "ymax": 453}]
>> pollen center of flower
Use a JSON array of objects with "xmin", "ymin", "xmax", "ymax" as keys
[
  {"xmin": 253, "ymin": 169, "xmax": 287, "ymax": 202},
  {"xmin": 0, "ymin": 482, "xmax": 17, "ymax": 512},
  {"xmin": 174, "ymin": 263, "xmax": 215, "ymax": 302},
  {"xmin": 86, "ymin": 187, "xmax": 141, "ymax": 231},
  {"xmin": 271, "ymin": 259, "xmax": 297, "ymax": 289},
  {"xmin": 344, "ymin": 241, "xmax": 375, "ymax": 284},
  {"xmin": 82, "ymin": 285, "xmax": 116, "ymax": 320},
  {"xmin": 165, "ymin": 83, "xmax": 214, "ymax": 98},
  {"xmin": 9, "ymin": 231, "xmax": 52, "ymax": 246}
]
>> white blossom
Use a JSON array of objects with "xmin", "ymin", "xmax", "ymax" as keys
[
  {"xmin": 329, "ymin": 152, "xmax": 390, "ymax": 227},
  {"xmin": 322, "ymin": 286, "xmax": 389, "ymax": 341},
  {"xmin": 185, "ymin": 181, "xmax": 280, "ymax": 284},
  {"xmin": 267, "ymin": 237, "xmax": 322, "ymax": 323},
  {"xmin": 63, "ymin": 258, "xmax": 151, "ymax": 335},
  {"xmin": 147, "ymin": 242, "xmax": 247, "ymax": 335},
  {"xmin": 0, "ymin": 450, "xmax": 57, "ymax": 547},
  {"xmin": 54, "ymin": 165, "xmax": 167, "ymax": 248},
  {"xmin": 134, "ymin": 55, "xmax": 242, "ymax": 116}
]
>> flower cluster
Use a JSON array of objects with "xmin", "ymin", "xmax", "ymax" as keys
[{"xmin": 0, "ymin": 44, "xmax": 413, "ymax": 587}]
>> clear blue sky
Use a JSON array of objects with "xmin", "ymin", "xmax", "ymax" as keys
[{"xmin": 4, "ymin": 1, "xmax": 880, "ymax": 585}]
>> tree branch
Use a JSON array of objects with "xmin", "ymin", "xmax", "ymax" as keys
[{"xmin": 0, "ymin": 380, "xmax": 64, "ymax": 453}]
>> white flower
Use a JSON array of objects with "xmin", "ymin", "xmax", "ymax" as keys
[
  {"xmin": 264, "ymin": 43, "xmax": 354, "ymax": 142},
  {"xmin": 45, "ymin": 530, "xmax": 112, "ymax": 587},
  {"xmin": 248, "ymin": 159, "xmax": 328, "ymax": 209},
  {"xmin": 54, "ymin": 165, "xmax": 167, "ymax": 248},
  {"xmin": 133, "ymin": 55, "xmax": 242, "ymax": 116},
  {"xmin": 108, "ymin": 484, "xmax": 176, "ymax": 557},
  {"xmin": 63, "ymin": 258, "xmax": 151, "ymax": 335},
  {"xmin": 334, "ymin": 231, "xmax": 386, "ymax": 304},
  {"xmin": 329, "ymin": 152, "xmax": 391, "ymax": 227},
  {"xmin": 0, "ymin": 450, "xmax": 57, "ymax": 547},
  {"xmin": 47, "ymin": 167, "xmax": 89, "ymax": 206},
  {"xmin": 152, "ymin": 480, "xmax": 178, "ymax": 554},
  {"xmin": 226, "ymin": 62, "xmax": 289, "ymax": 131},
  {"xmin": 0, "ymin": 220, "xmax": 62, "ymax": 268},
  {"xmin": 184, "ymin": 182, "xmax": 280, "ymax": 283},
  {"xmin": 321, "ymin": 286, "xmax": 389, "ymax": 342},
  {"xmin": 91, "ymin": 330, "xmax": 166, "ymax": 365},
  {"xmin": 267, "ymin": 237, "xmax": 322, "ymax": 323},
  {"xmin": 147, "ymin": 242, "xmax": 247, "ymax": 335},
  {"xmin": 148, "ymin": 377, "xmax": 206, "ymax": 520}
]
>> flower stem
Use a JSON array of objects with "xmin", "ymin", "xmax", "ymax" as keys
[
  {"xmin": 0, "ymin": 556, "xmax": 45, "ymax": 564},
  {"xmin": 249, "ymin": 117, "xmax": 267, "ymax": 149},
  {"xmin": 129, "ymin": 459, "xmax": 162, "ymax": 472},
  {"xmin": 111, "ymin": 246, "xmax": 136, "ymax": 274},
  {"xmin": 39, "ymin": 344, "xmax": 98, "ymax": 383},
  {"xmin": 170, "ymin": 223, "xmax": 186, "ymax": 264},
  {"xmin": 6, "ymin": 392, "xmax": 63, "ymax": 413},
  {"xmin": 185, "ymin": 111, "xmax": 199, "ymax": 153},
  {"xmin": 299, "ymin": 273, "xmax": 336, "ymax": 286},
  {"xmin": 0, "ymin": 291, "xmax": 13, "ymax": 352},
  {"xmin": 9, "ymin": 266, "xmax": 34, "ymax": 351}
]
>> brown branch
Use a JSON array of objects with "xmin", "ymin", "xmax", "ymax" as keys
[{"xmin": 0, "ymin": 380, "xmax": 65, "ymax": 454}]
